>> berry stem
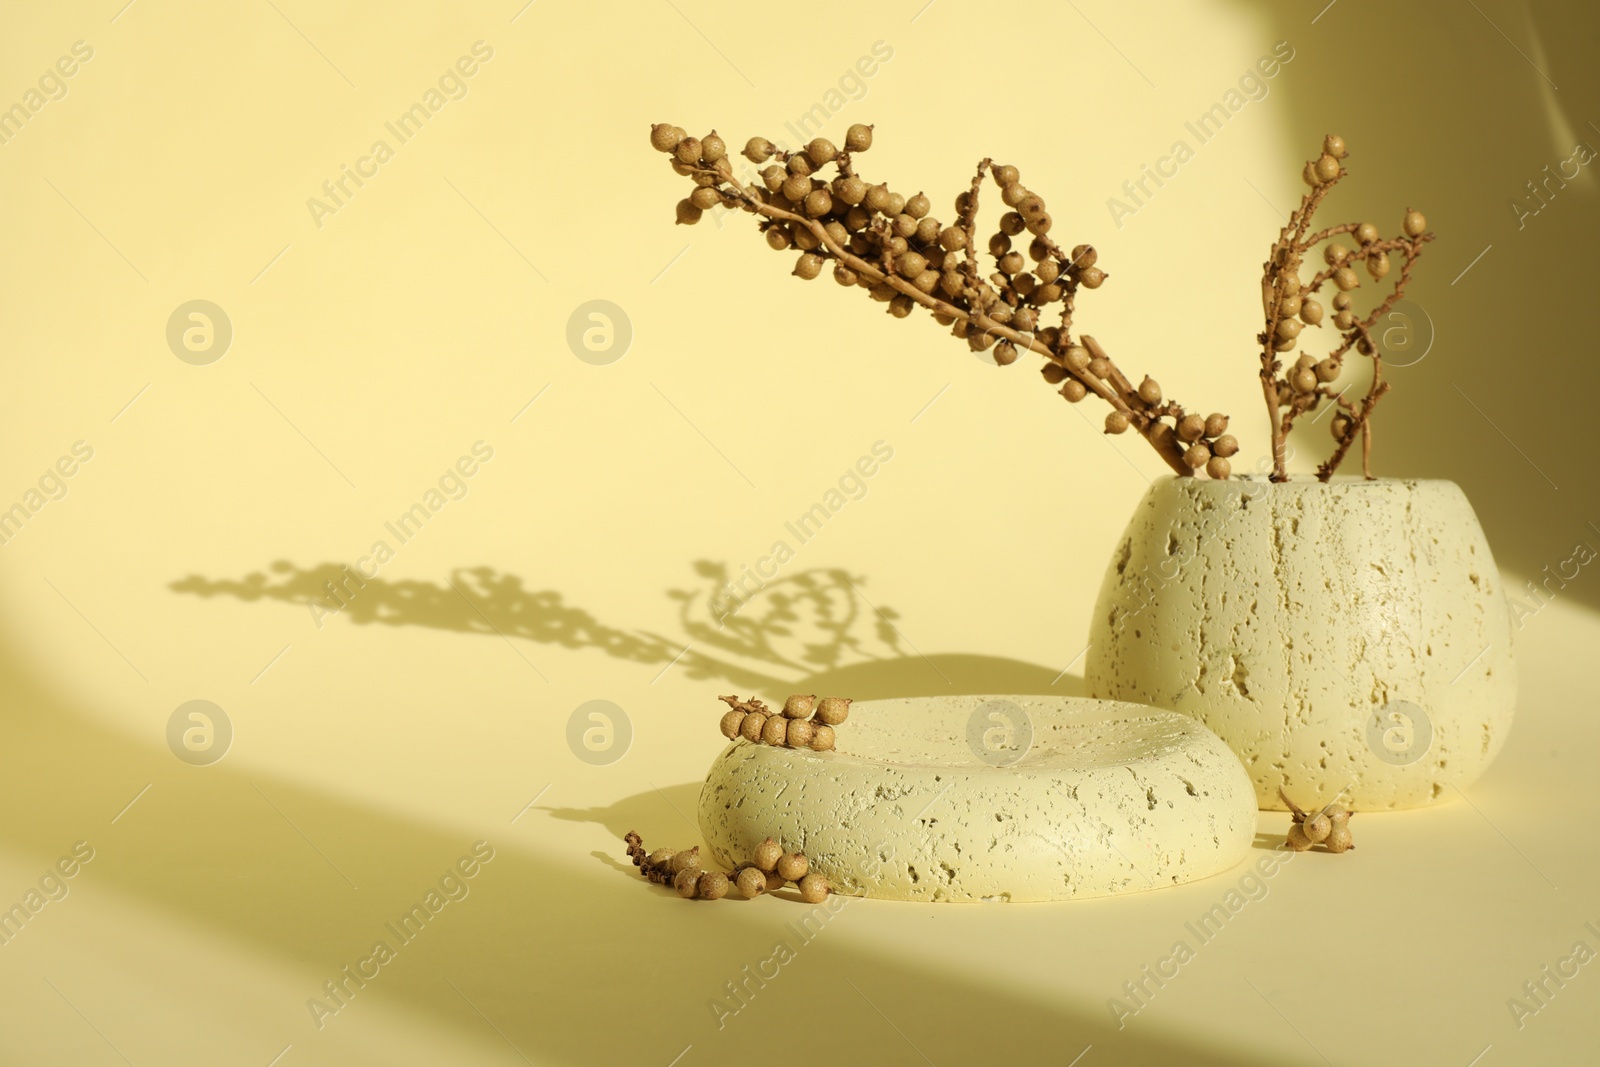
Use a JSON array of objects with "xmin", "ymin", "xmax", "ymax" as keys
[
  {"xmin": 659, "ymin": 124, "xmax": 1226, "ymax": 478},
  {"xmin": 1258, "ymin": 139, "xmax": 1435, "ymax": 481},
  {"xmin": 956, "ymin": 158, "xmax": 989, "ymax": 291}
]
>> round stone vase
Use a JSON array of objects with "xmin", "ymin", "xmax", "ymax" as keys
[{"xmin": 1084, "ymin": 476, "xmax": 1516, "ymax": 810}]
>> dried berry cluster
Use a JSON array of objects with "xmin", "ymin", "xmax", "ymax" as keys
[
  {"xmin": 718, "ymin": 693, "xmax": 850, "ymax": 751},
  {"xmin": 734, "ymin": 836, "xmax": 831, "ymax": 903},
  {"xmin": 651, "ymin": 121, "xmax": 1221, "ymax": 478},
  {"xmin": 653, "ymin": 123, "xmax": 1435, "ymax": 481},
  {"xmin": 624, "ymin": 832, "xmax": 831, "ymax": 903},
  {"xmin": 624, "ymin": 832, "xmax": 703, "ymax": 885},
  {"xmin": 1278, "ymin": 788, "xmax": 1355, "ymax": 853},
  {"xmin": 1260, "ymin": 134, "xmax": 1435, "ymax": 481}
]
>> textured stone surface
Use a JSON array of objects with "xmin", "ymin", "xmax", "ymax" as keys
[
  {"xmin": 1085, "ymin": 476, "xmax": 1517, "ymax": 811},
  {"xmin": 697, "ymin": 696, "xmax": 1257, "ymax": 902}
]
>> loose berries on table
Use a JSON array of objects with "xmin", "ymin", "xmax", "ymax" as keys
[{"xmin": 798, "ymin": 873, "xmax": 832, "ymax": 903}]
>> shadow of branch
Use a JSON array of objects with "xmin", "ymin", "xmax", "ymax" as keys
[{"xmin": 169, "ymin": 560, "xmax": 1084, "ymax": 701}]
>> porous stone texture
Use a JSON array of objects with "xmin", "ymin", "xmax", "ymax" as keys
[
  {"xmin": 697, "ymin": 696, "xmax": 1256, "ymax": 902},
  {"xmin": 1085, "ymin": 476, "xmax": 1516, "ymax": 811}
]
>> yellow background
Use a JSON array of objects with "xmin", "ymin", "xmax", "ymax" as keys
[{"xmin": 2, "ymin": 0, "xmax": 1597, "ymax": 1063}]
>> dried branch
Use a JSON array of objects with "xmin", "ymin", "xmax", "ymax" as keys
[
  {"xmin": 1257, "ymin": 134, "xmax": 1435, "ymax": 480},
  {"xmin": 652, "ymin": 122, "xmax": 1230, "ymax": 477}
]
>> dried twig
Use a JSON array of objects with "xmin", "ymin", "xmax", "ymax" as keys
[
  {"xmin": 1256, "ymin": 135, "xmax": 1435, "ymax": 481},
  {"xmin": 651, "ymin": 123, "xmax": 1232, "ymax": 477}
]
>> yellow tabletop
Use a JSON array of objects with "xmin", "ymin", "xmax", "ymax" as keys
[{"xmin": 3, "ymin": 2, "xmax": 1597, "ymax": 1064}]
